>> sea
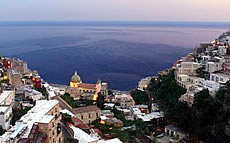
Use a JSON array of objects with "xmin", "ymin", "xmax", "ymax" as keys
[{"xmin": 0, "ymin": 21, "xmax": 229, "ymax": 90}]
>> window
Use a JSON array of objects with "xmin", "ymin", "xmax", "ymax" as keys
[
  {"xmin": 89, "ymin": 113, "xmax": 91, "ymax": 118},
  {"xmin": 216, "ymin": 77, "xmax": 219, "ymax": 82},
  {"xmin": 212, "ymin": 76, "xmax": 214, "ymax": 81},
  {"xmin": 81, "ymin": 115, "xmax": 84, "ymax": 119}
]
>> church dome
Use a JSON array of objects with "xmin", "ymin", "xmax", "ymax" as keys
[{"xmin": 71, "ymin": 71, "xmax": 81, "ymax": 83}]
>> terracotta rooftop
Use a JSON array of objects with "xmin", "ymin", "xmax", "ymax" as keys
[
  {"xmin": 72, "ymin": 117, "xmax": 84, "ymax": 125},
  {"xmin": 72, "ymin": 105, "xmax": 100, "ymax": 114},
  {"xmin": 71, "ymin": 117, "xmax": 90, "ymax": 129},
  {"xmin": 78, "ymin": 83, "xmax": 96, "ymax": 89},
  {"xmin": 77, "ymin": 124, "xmax": 90, "ymax": 129}
]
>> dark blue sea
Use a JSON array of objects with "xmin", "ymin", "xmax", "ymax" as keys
[{"xmin": 0, "ymin": 21, "xmax": 229, "ymax": 90}]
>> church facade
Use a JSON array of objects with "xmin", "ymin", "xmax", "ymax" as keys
[{"xmin": 68, "ymin": 71, "xmax": 108, "ymax": 100}]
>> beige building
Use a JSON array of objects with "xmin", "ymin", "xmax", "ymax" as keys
[
  {"xmin": 101, "ymin": 82, "xmax": 108, "ymax": 96},
  {"xmin": 179, "ymin": 86, "xmax": 203, "ymax": 107},
  {"xmin": 72, "ymin": 105, "xmax": 101, "ymax": 124},
  {"xmin": 176, "ymin": 74, "xmax": 200, "ymax": 90},
  {"xmin": 0, "ymin": 100, "xmax": 63, "ymax": 143},
  {"xmin": 138, "ymin": 77, "xmax": 152, "ymax": 90},
  {"xmin": 36, "ymin": 114, "xmax": 62, "ymax": 143},
  {"xmin": 114, "ymin": 94, "xmax": 135, "ymax": 108},
  {"xmin": 177, "ymin": 62, "xmax": 200, "ymax": 76},
  {"xmin": 7, "ymin": 69, "xmax": 23, "ymax": 88}
]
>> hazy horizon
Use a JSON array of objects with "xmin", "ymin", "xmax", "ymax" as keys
[
  {"xmin": 1, "ymin": 0, "xmax": 230, "ymax": 22},
  {"xmin": 0, "ymin": 21, "xmax": 230, "ymax": 29}
]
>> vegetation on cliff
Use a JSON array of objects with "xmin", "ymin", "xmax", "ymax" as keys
[{"xmin": 148, "ymin": 70, "xmax": 230, "ymax": 142}]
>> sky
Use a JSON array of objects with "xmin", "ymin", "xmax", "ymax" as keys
[{"xmin": 0, "ymin": 0, "xmax": 230, "ymax": 22}]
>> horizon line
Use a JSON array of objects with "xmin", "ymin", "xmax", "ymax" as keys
[
  {"xmin": 1, "ymin": 20, "xmax": 230, "ymax": 23},
  {"xmin": 0, "ymin": 20, "xmax": 230, "ymax": 28}
]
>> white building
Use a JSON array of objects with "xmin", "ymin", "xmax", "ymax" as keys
[
  {"xmin": 70, "ymin": 126, "xmax": 123, "ymax": 143},
  {"xmin": 198, "ymin": 79, "xmax": 220, "ymax": 95},
  {"xmin": 201, "ymin": 55, "xmax": 211, "ymax": 64},
  {"xmin": 0, "ymin": 105, "xmax": 13, "ymax": 130},
  {"xmin": 218, "ymin": 46, "xmax": 227, "ymax": 55},
  {"xmin": 24, "ymin": 87, "xmax": 43, "ymax": 101},
  {"xmin": 210, "ymin": 72, "xmax": 230, "ymax": 84},
  {"xmin": 205, "ymin": 62, "xmax": 222, "ymax": 73},
  {"xmin": 205, "ymin": 57, "xmax": 225, "ymax": 73},
  {"xmin": 137, "ymin": 112, "xmax": 164, "ymax": 122},
  {"xmin": 0, "ymin": 91, "xmax": 15, "ymax": 105},
  {"xmin": 130, "ymin": 105, "xmax": 164, "ymax": 122}
]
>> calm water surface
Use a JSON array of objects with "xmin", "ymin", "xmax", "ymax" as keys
[{"xmin": 0, "ymin": 22, "xmax": 228, "ymax": 90}]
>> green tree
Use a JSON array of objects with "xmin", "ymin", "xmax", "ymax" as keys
[
  {"xmin": 64, "ymin": 137, "xmax": 78, "ymax": 143},
  {"xmin": 61, "ymin": 93, "xmax": 93, "ymax": 108},
  {"xmin": 148, "ymin": 69, "xmax": 230, "ymax": 141},
  {"xmin": 34, "ymin": 86, "xmax": 48, "ymax": 97},
  {"xmin": 97, "ymin": 93, "xmax": 104, "ymax": 109},
  {"xmin": 0, "ymin": 126, "xmax": 6, "ymax": 136},
  {"xmin": 130, "ymin": 89, "xmax": 149, "ymax": 105},
  {"xmin": 12, "ymin": 107, "xmax": 32, "ymax": 125},
  {"xmin": 191, "ymin": 89, "xmax": 228, "ymax": 139},
  {"xmin": 196, "ymin": 67, "xmax": 209, "ymax": 79},
  {"xmin": 62, "ymin": 113, "xmax": 73, "ymax": 124}
]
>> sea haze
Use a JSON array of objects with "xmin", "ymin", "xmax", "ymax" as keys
[{"xmin": 0, "ymin": 21, "xmax": 228, "ymax": 90}]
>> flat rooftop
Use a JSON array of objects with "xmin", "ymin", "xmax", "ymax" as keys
[
  {"xmin": 137, "ymin": 112, "xmax": 164, "ymax": 122},
  {"xmin": 71, "ymin": 126, "xmax": 98, "ymax": 143},
  {"xmin": 0, "ymin": 106, "xmax": 10, "ymax": 113},
  {"xmin": 99, "ymin": 138, "xmax": 123, "ymax": 143},
  {"xmin": 37, "ymin": 115, "xmax": 54, "ymax": 124},
  {"xmin": 0, "ymin": 90, "xmax": 14, "ymax": 104},
  {"xmin": 213, "ymin": 72, "xmax": 230, "ymax": 78},
  {"xmin": 14, "ymin": 100, "xmax": 59, "ymax": 139}
]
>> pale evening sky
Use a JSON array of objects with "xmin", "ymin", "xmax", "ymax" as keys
[{"xmin": 0, "ymin": 0, "xmax": 230, "ymax": 22}]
